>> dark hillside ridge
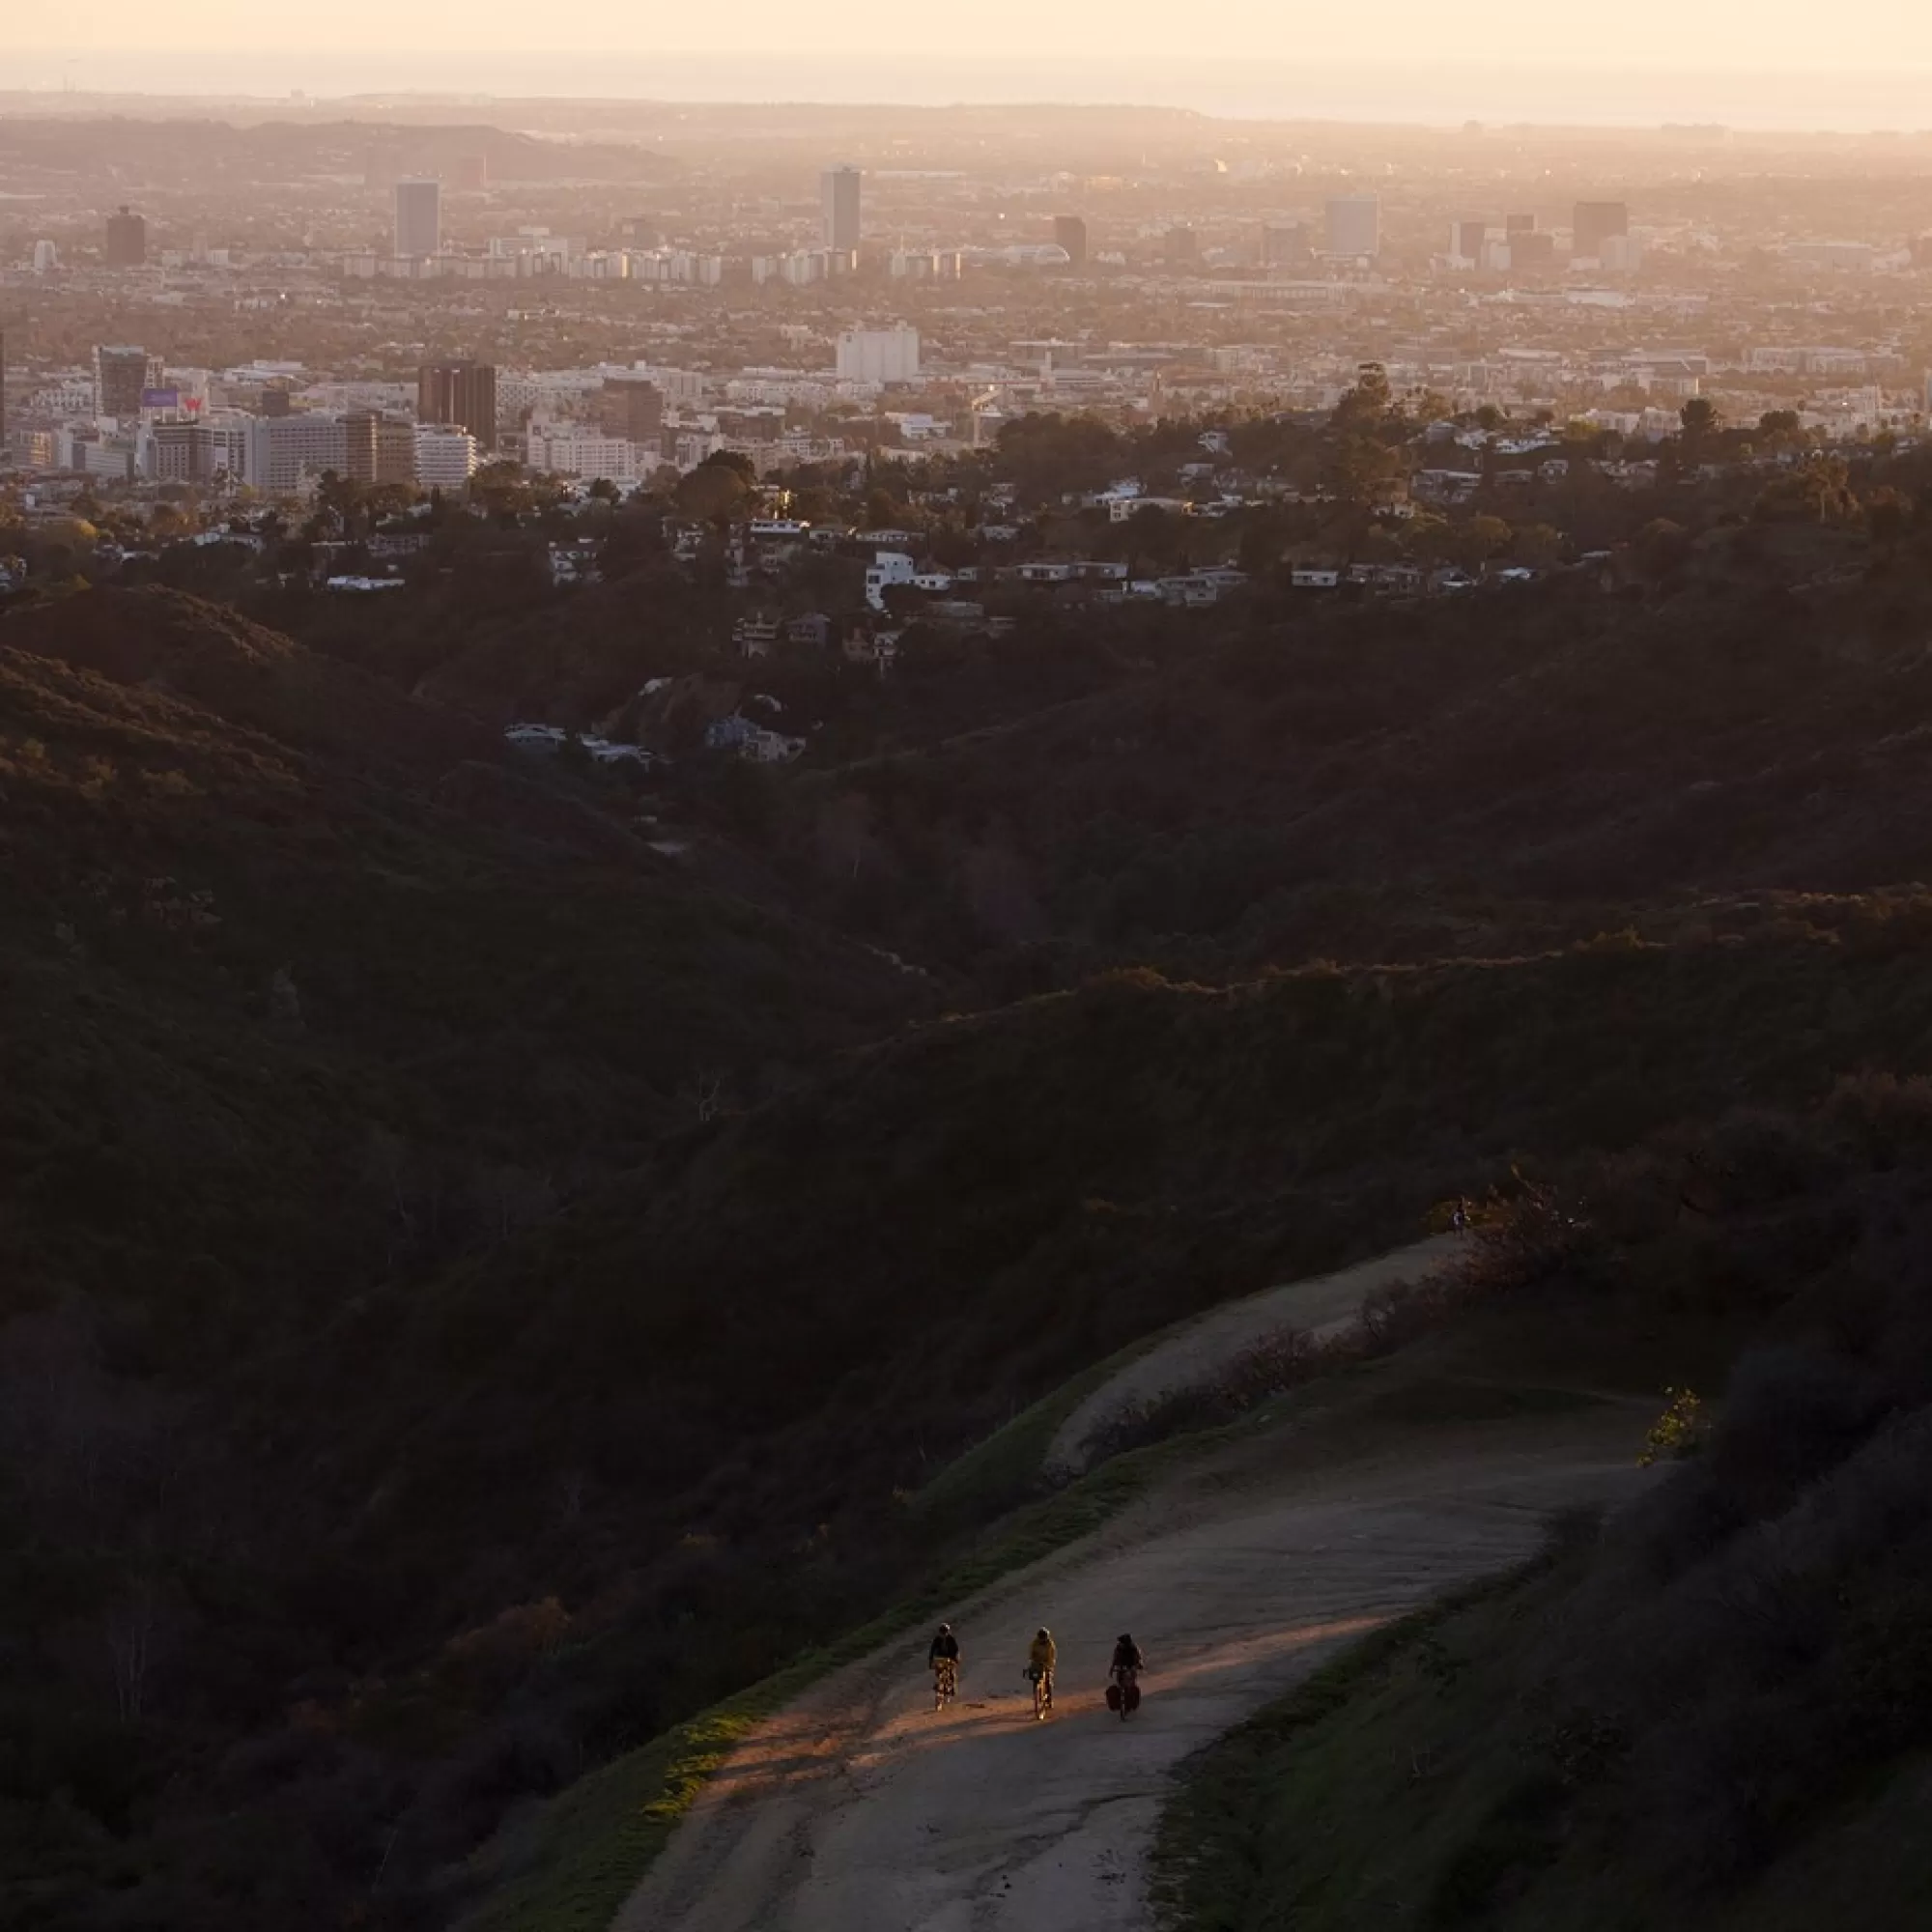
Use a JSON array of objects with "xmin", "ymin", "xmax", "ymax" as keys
[
  {"xmin": 767, "ymin": 554, "xmax": 1932, "ymax": 979},
  {"xmin": 3, "ymin": 585, "xmax": 500, "ymax": 782}
]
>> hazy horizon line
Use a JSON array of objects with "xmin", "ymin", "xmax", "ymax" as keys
[{"xmin": 9, "ymin": 50, "xmax": 1932, "ymax": 133}]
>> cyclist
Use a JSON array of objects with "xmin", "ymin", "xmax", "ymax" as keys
[
  {"xmin": 927, "ymin": 1622, "xmax": 961, "ymax": 1708},
  {"xmin": 1026, "ymin": 1627, "xmax": 1057, "ymax": 1718},
  {"xmin": 1109, "ymin": 1632, "xmax": 1145, "ymax": 1719}
]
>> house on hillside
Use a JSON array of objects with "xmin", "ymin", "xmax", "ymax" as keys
[
  {"xmin": 732, "ymin": 611, "xmax": 782, "ymax": 658},
  {"xmin": 865, "ymin": 550, "xmax": 917, "ymax": 611},
  {"xmin": 843, "ymin": 627, "xmax": 900, "ymax": 674}
]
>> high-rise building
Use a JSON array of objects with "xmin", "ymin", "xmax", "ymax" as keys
[
  {"xmin": 835, "ymin": 326, "xmax": 920, "ymax": 384},
  {"xmin": 104, "ymin": 206, "xmax": 147, "ymax": 268},
  {"xmin": 1164, "ymin": 226, "xmax": 1200, "ymax": 270},
  {"xmin": 141, "ymin": 420, "xmax": 214, "ymax": 482},
  {"xmin": 1573, "ymin": 200, "xmax": 1630, "ymax": 261},
  {"xmin": 93, "ymin": 345, "xmax": 160, "ymax": 421},
  {"xmin": 1324, "ymin": 195, "xmax": 1381, "ymax": 259},
  {"xmin": 417, "ymin": 361, "xmax": 497, "ymax": 446},
  {"xmin": 1505, "ymin": 213, "xmax": 1538, "ymax": 237},
  {"xmin": 344, "ymin": 412, "xmax": 419, "ymax": 484},
  {"xmin": 599, "ymin": 378, "xmax": 665, "ymax": 443},
  {"xmin": 394, "ymin": 178, "xmax": 441, "ymax": 259},
  {"xmin": 1450, "ymin": 217, "xmax": 1487, "ymax": 264},
  {"xmin": 245, "ymin": 413, "xmax": 350, "ymax": 493},
  {"xmin": 452, "ymin": 155, "xmax": 489, "ymax": 192},
  {"xmin": 414, "ymin": 426, "xmax": 478, "ymax": 491},
  {"xmin": 1053, "ymin": 215, "xmax": 1088, "ymax": 267},
  {"xmin": 821, "ymin": 166, "xmax": 862, "ymax": 252}
]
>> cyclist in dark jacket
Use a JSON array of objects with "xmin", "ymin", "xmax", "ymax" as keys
[
  {"xmin": 927, "ymin": 1623, "xmax": 961, "ymax": 1667},
  {"xmin": 1111, "ymin": 1633, "xmax": 1144, "ymax": 1677}
]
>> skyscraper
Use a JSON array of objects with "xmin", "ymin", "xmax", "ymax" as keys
[
  {"xmin": 821, "ymin": 166, "xmax": 862, "ymax": 252},
  {"xmin": 104, "ymin": 206, "xmax": 147, "ymax": 268},
  {"xmin": 1450, "ymin": 218, "xmax": 1487, "ymax": 264},
  {"xmin": 599, "ymin": 378, "xmax": 665, "ymax": 443},
  {"xmin": 1053, "ymin": 215, "xmax": 1088, "ymax": 267},
  {"xmin": 345, "ymin": 412, "xmax": 419, "ymax": 485},
  {"xmin": 394, "ymin": 178, "xmax": 441, "ymax": 259},
  {"xmin": 1324, "ymin": 196, "xmax": 1381, "ymax": 259},
  {"xmin": 417, "ymin": 361, "xmax": 497, "ymax": 446},
  {"xmin": 1573, "ymin": 201, "xmax": 1630, "ymax": 261},
  {"xmin": 94, "ymin": 345, "xmax": 160, "ymax": 421}
]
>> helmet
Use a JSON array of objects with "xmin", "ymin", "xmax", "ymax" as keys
[
  {"xmin": 1037, "ymin": 1627, "xmax": 1050, "ymax": 1638},
  {"xmin": 938, "ymin": 1622, "xmax": 952, "ymax": 1634},
  {"xmin": 1118, "ymin": 1634, "xmax": 1133, "ymax": 1645}
]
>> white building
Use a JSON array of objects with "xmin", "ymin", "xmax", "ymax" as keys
[
  {"xmin": 414, "ymin": 426, "xmax": 478, "ymax": 490},
  {"xmin": 865, "ymin": 549, "xmax": 918, "ymax": 611},
  {"xmin": 245, "ymin": 412, "xmax": 349, "ymax": 494},
  {"xmin": 836, "ymin": 326, "xmax": 922, "ymax": 384},
  {"xmin": 525, "ymin": 428, "xmax": 653, "ymax": 481}
]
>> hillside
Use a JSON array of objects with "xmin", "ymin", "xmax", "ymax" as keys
[
  {"xmin": 14, "ymin": 568, "xmax": 1932, "ymax": 1930},
  {"xmin": 762, "ymin": 540, "xmax": 1932, "ymax": 980},
  {"xmin": 147, "ymin": 906, "xmax": 1932, "ymax": 1929},
  {"xmin": 1155, "ymin": 1082, "xmax": 1932, "ymax": 1932},
  {"xmin": 0, "ymin": 590, "xmax": 937, "ymax": 1930}
]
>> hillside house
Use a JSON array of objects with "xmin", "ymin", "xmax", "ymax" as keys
[{"xmin": 732, "ymin": 611, "xmax": 782, "ymax": 658}]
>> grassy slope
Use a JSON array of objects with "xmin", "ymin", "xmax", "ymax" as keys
[{"xmin": 1153, "ymin": 1091, "xmax": 1932, "ymax": 1932}]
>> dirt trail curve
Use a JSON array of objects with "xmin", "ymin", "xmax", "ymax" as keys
[
  {"xmin": 1043, "ymin": 1235, "xmax": 1463, "ymax": 1480},
  {"xmin": 614, "ymin": 1404, "xmax": 1648, "ymax": 1932}
]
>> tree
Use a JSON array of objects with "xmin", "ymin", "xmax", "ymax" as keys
[
  {"xmin": 676, "ymin": 460, "xmax": 753, "ymax": 525},
  {"xmin": 1680, "ymin": 396, "xmax": 1722, "ymax": 448},
  {"xmin": 1329, "ymin": 363, "xmax": 1393, "ymax": 432},
  {"xmin": 1512, "ymin": 523, "xmax": 1565, "ymax": 568}
]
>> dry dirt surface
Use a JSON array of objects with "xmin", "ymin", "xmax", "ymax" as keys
[
  {"xmin": 1043, "ymin": 1235, "xmax": 1463, "ymax": 1479},
  {"xmin": 614, "ymin": 1403, "xmax": 1648, "ymax": 1932}
]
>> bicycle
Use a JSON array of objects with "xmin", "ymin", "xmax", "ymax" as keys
[
  {"xmin": 1106, "ymin": 1665, "xmax": 1141, "ymax": 1720},
  {"xmin": 1027, "ymin": 1667, "xmax": 1054, "ymax": 1720},
  {"xmin": 932, "ymin": 1656, "xmax": 959, "ymax": 1712}
]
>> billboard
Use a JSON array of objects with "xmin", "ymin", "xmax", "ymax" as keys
[{"xmin": 141, "ymin": 386, "xmax": 181, "ymax": 410}]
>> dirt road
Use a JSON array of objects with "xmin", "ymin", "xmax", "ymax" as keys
[
  {"xmin": 1043, "ymin": 1236, "xmax": 1462, "ymax": 1479},
  {"xmin": 615, "ymin": 1405, "xmax": 1647, "ymax": 1932}
]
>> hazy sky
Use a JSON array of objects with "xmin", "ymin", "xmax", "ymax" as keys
[
  {"xmin": 15, "ymin": 0, "xmax": 1932, "ymax": 66},
  {"xmin": 12, "ymin": 7, "xmax": 1932, "ymax": 125}
]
